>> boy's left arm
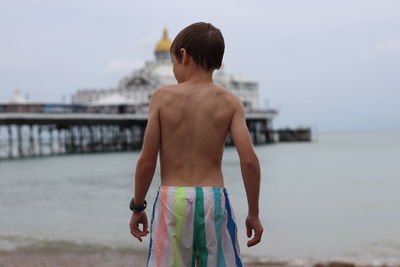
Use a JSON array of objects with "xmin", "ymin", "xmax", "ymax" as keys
[{"xmin": 130, "ymin": 88, "xmax": 162, "ymax": 241}]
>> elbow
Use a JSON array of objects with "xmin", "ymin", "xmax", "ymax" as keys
[
  {"xmin": 136, "ymin": 158, "xmax": 157, "ymax": 173},
  {"xmin": 240, "ymin": 155, "xmax": 259, "ymax": 168}
]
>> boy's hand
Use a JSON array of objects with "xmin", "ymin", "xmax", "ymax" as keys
[
  {"xmin": 130, "ymin": 211, "xmax": 149, "ymax": 242},
  {"xmin": 245, "ymin": 215, "xmax": 263, "ymax": 247}
]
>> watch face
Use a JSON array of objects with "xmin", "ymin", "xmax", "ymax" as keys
[{"xmin": 129, "ymin": 198, "xmax": 146, "ymax": 212}]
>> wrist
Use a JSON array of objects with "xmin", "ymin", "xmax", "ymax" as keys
[
  {"xmin": 248, "ymin": 210, "xmax": 259, "ymax": 218},
  {"xmin": 129, "ymin": 198, "xmax": 147, "ymax": 212}
]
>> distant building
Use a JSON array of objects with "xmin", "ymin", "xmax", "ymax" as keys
[
  {"xmin": 9, "ymin": 88, "xmax": 29, "ymax": 104},
  {"xmin": 71, "ymin": 28, "xmax": 260, "ymax": 113}
]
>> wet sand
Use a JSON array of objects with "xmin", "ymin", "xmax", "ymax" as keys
[
  {"xmin": 0, "ymin": 251, "xmax": 276, "ymax": 267},
  {"xmin": 0, "ymin": 251, "xmax": 399, "ymax": 267},
  {"xmin": 0, "ymin": 251, "xmax": 147, "ymax": 267}
]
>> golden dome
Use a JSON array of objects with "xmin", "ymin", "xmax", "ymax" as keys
[{"xmin": 155, "ymin": 28, "xmax": 172, "ymax": 52}]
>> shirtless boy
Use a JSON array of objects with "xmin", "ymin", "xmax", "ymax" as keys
[{"xmin": 129, "ymin": 22, "xmax": 263, "ymax": 267}]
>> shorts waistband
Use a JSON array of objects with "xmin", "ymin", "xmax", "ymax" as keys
[{"xmin": 157, "ymin": 185, "xmax": 228, "ymax": 196}]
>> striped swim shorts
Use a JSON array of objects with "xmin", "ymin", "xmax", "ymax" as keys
[{"xmin": 146, "ymin": 186, "xmax": 243, "ymax": 267}]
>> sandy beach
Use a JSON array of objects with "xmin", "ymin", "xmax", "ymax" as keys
[
  {"xmin": 1, "ymin": 251, "xmax": 399, "ymax": 267},
  {"xmin": 0, "ymin": 251, "xmax": 147, "ymax": 267},
  {"xmin": 0, "ymin": 251, "xmax": 269, "ymax": 267}
]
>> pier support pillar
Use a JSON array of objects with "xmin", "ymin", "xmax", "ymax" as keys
[
  {"xmin": 29, "ymin": 125, "xmax": 34, "ymax": 156},
  {"xmin": 17, "ymin": 125, "xmax": 23, "ymax": 157},
  {"xmin": 49, "ymin": 126, "xmax": 54, "ymax": 155},
  {"xmin": 38, "ymin": 125, "xmax": 43, "ymax": 156},
  {"xmin": 7, "ymin": 125, "xmax": 13, "ymax": 159}
]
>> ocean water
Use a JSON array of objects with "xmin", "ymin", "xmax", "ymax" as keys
[{"xmin": 0, "ymin": 130, "xmax": 399, "ymax": 265}]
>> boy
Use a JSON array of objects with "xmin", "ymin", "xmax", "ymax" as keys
[{"xmin": 129, "ymin": 22, "xmax": 263, "ymax": 267}]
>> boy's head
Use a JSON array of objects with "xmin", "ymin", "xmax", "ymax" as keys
[{"xmin": 170, "ymin": 22, "xmax": 225, "ymax": 72}]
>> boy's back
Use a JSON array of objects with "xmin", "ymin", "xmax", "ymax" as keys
[{"xmin": 158, "ymin": 82, "xmax": 237, "ymax": 187}]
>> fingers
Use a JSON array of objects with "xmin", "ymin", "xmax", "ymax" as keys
[
  {"xmin": 130, "ymin": 222, "xmax": 144, "ymax": 242},
  {"xmin": 129, "ymin": 212, "xmax": 149, "ymax": 242},
  {"xmin": 130, "ymin": 227, "xmax": 143, "ymax": 242},
  {"xmin": 142, "ymin": 213, "xmax": 149, "ymax": 234},
  {"xmin": 245, "ymin": 216, "xmax": 264, "ymax": 247},
  {"xmin": 247, "ymin": 235, "xmax": 260, "ymax": 247},
  {"xmin": 247, "ymin": 228, "xmax": 263, "ymax": 247},
  {"xmin": 246, "ymin": 222, "xmax": 252, "ymax": 238}
]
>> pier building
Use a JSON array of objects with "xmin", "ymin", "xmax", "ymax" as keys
[{"xmin": 71, "ymin": 29, "xmax": 262, "ymax": 113}]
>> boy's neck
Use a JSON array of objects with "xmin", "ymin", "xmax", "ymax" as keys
[{"xmin": 182, "ymin": 67, "xmax": 214, "ymax": 84}]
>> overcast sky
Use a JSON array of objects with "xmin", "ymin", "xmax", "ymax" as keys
[{"xmin": 1, "ymin": 0, "xmax": 399, "ymax": 133}]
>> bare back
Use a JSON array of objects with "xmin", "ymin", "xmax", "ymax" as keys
[{"xmin": 158, "ymin": 82, "xmax": 234, "ymax": 187}]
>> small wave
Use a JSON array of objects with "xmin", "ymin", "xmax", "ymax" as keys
[
  {"xmin": 241, "ymin": 254, "xmax": 400, "ymax": 267},
  {"xmin": 241, "ymin": 254, "xmax": 312, "ymax": 266},
  {"xmin": 0, "ymin": 234, "xmax": 143, "ymax": 255}
]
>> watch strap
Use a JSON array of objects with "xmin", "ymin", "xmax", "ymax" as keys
[{"xmin": 129, "ymin": 198, "xmax": 147, "ymax": 212}]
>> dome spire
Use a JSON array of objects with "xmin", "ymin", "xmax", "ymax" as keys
[
  {"xmin": 155, "ymin": 28, "xmax": 172, "ymax": 52},
  {"xmin": 155, "ymin": 28, "xmax": 172, "ymax": 62}
]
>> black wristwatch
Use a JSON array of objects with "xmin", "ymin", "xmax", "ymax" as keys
[{"xmin": 129, "ymin": 198, "xmax": 147, "ymax": 212}]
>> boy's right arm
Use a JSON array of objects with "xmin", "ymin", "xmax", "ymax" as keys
[{"xmin": 229, "ymin": 95, "xmax": 263, "ymax": 247}]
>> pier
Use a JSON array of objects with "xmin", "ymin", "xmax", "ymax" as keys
[
  {"xmin": 0, "ymin": 111, "xmax": 284, "ymax": 159},
  {"xmin": 0, "ymin": 26, "xmax": 313, "ymax": 160},
  {"xmin": 275, "ymin": 127, "xmax": 312, "ymax": 142}
]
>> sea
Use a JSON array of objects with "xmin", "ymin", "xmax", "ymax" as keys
[{"xmin": 0, "ymin": 130, "xmax": 399, "ymax": 266}]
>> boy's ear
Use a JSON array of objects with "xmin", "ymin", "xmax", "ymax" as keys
[{"xmin": 180, "ymin": 48, "xmax": 189, "ymax": 64}]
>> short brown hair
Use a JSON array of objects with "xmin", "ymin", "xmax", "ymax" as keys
[{"xmin": 171, "ymin": 22, "xmax": 225, "ymax": 71}]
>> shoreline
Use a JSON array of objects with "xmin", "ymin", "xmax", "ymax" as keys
[
  {"xmin": 0, "ymin": 251, "xmax": 147, "ymax": 267},
  {"xmin": 0, "ymin": 251, "xmax": 399, "ymax": 267}
]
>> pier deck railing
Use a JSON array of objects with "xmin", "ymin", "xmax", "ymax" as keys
[{"xmin": 0, "ymin": 112, "xmax": 281, "ymax": 159}]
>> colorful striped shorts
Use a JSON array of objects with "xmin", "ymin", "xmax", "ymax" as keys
[{"xmin": 146, "ymin": 186, "xmax": 243, "ymax": 267}]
